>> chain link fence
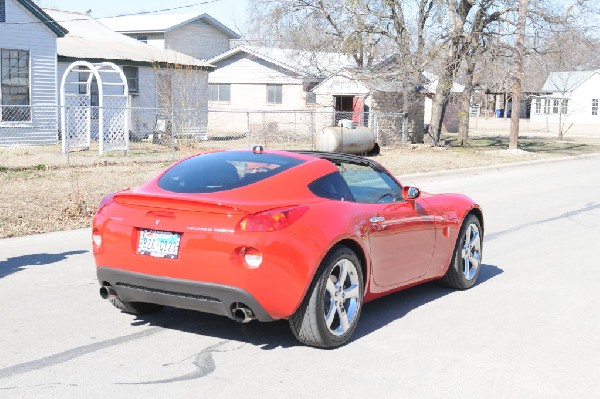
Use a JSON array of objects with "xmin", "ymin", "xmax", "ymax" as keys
[
  {"xmin": 1, "ymin": 105, "xmax": 411, "ymax": 168},
  {"xmin": 0, "ymin": 105, "xmax": 59, "ymax": 146}
]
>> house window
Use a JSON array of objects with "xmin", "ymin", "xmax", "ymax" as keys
[
  {"xmin": 123, "ymin": 66, "xmax": 139, "ymax": 94},
  {"xmin": 592, "ymin": 99, "xmax": 598, "ymax": 116},
  {"xmin": 208, "ymin": 84, "xmax": 231, "ymax": 102},
  {"xmin": 543, "ymin": 99, "xmax": 550, "ymax": 114},
  {"xmin": 552, "ymin": 99, "xmax": 559, "ymax": 114},
  {"xmin": 561, "ymin": 99, "xmax": 568, "ymax": 114},
  {"xmin": 156, "ymin": 74, "xmax": 172, "ymax": 109},
  {"xmin": 535, "ymin": 99, "xmax": 541, "ymax": 114},
  {"xmin": 136, "ymin": 35, "xmax": 148, "ymax": 43},
  {"xmin": 267, "ymin": 84, "xmax": 282, "ymax": 104},
  {"xmin": 78, "ymin": 72, "xmax": 99, "ymax": 107},
  {"xmin": 305, "ymin": 83, "xmax": 318, "ymax": 105},
  {"xmin": 0, "ymin": 0, "xmax": 5, "ymax": 23},
  {"xmin": 1, "ymin": 49, "xmax": 30, "ymax": 121}
]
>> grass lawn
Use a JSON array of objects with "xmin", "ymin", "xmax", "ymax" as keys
[{"xmin": 1, "ymin": 134, "xmax": 599, "ymax": 239}]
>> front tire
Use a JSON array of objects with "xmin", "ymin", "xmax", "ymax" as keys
[
  {"xmin": 440, "ymin": 214, "xmax": 483, "ymax": 290},
  {"xmin": 289, "ymin": 246, "xmax": 364, "ymax": 348}
]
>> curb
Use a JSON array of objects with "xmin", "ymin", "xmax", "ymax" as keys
[{"xmin": 399, "ymin": 152, "xmax": 600, "ymax": 180}]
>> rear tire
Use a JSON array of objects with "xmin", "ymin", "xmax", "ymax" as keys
[
  {"xmin": 108, "ymin": 296, "xmax": 164, "ymax": 314},
  {"xmin": 440, "ymin": 214, "xmax": 483, "ymax": 290},
  {"xmin": 289, "ymin": 246, "xmax": 364, "ymax": 348}
]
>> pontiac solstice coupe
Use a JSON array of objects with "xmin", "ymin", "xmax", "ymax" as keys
[{"xmin": 93, "ymin": 148, "xmax": 483, "ymax": 348}]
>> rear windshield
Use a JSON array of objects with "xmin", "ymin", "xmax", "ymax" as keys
[{"xmin": 158, "ymin": 151, "xmax": 305, "ymax": 193}]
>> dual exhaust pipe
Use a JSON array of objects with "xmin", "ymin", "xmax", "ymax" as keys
[{"xmin": 100, "ymin": 286, "xmax": 255, "ymax": 324}]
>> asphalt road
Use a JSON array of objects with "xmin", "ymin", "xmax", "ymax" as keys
[{"xmin": 1, "ymin": 154, "xmax": 599, "ymax": 398}]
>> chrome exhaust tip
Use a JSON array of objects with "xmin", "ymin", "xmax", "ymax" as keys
[
  {"xmin": 99, "ymin": 285, "xmax": 117, "ymax": 300},
  {"xmin": 232, "ymin": 303, "xmax": 255, "ymax": 323}
]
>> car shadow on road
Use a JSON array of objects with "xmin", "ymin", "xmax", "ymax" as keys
[
  {"xmin": 352, "ymin": 263, "xmax": 503, "ymax": 343},
  {"xmin": 130, "ymin": 264, "xmax": 503, "ymax": 350},
  {"xmin": 0, "ymin": 250, "xmax": 89, "ymax": 279}
]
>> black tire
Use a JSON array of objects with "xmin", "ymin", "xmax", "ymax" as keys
[
  {"xmin": 440, "ymin": 214, "xmax": 483, "ymax": 290},
  {"xmin": 289, "ymin": 246, "xmax": 364, "ymax": 348},
  {"xmin": 108, "ymin": 296, "xmax": 164, "ymax": 314}
]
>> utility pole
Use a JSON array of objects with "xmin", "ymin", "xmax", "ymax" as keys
[{"xmin": 510, "ymin": 0, "xmax": 528, "ymax": 150}]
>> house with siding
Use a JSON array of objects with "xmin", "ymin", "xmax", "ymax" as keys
[
  {"xmin": 45, "ymin": 9, "xmax": 214, "ymax": 141},
  {"xmin": 206, "ymin": 45, "xmax": 357, "ymax": 134},
  {"xmin": 530, "ymin": 70, "xmax": 600, "ymax": 131},
  {"xmin": 99, "ymin": 13, "xmax": 240, "ymax": 61},
  {"xmin": 0, "ymin": 0, "xmax": 67, "ymax": 145}
]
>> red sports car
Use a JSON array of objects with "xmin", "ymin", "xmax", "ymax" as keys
[{"xmin": 93, "ymin": 148, "xmax": 483, "ymax": 348}]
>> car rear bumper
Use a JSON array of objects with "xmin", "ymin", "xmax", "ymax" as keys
[{"xmin": 97, "ymin": 267, "xmax": 274, "ymax": 322}]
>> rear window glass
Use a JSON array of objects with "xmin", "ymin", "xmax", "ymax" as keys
[{"xmin": 158, "ymin": 151, "xmax": 304, "ymax": 193}]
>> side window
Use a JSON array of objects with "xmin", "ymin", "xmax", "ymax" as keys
[
  {"xmin": 308, "ymin": 172, "xmax": 354, "ymax": 201},
  {"xmin": 338, "ymin": 163, "xmax": 401, "ymax": 204}
]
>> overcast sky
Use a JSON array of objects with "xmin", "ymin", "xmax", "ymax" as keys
[{"xmin": 33, "ymin": 0, "xmax": 248, "ymax": 33}]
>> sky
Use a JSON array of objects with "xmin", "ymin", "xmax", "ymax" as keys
[{"xmin": 33, "ymin": 0, "xmax": 249, "ymax": 33}]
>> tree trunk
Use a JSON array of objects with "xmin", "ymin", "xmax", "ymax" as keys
[
  {"xmin": 457, "ymin": 54, "xmax": 476, "ymax": 145},
  {"xmin": 510, "ymin": 0, "xmax": 528, "ymax": 150},
  {"xmin": 428, "ymin": 69, "xmax": 454, "ymax": 145}
]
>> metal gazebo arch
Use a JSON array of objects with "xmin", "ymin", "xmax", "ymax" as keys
[{"xmin": 60, "ymin": 61, "xmax": 130, "ymax": 155}]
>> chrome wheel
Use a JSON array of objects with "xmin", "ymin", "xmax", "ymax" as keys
[
  {"xmin": 323, "ymin": 258, "xmax": 361, "ymax": 336},
  {"xmin": 461, "ymin": 223, "xmax": 481, "ymax": 281}
]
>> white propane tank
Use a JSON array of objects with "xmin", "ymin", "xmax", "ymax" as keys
[{"xmin": 316, "ymin": 125, "xmax": 376, "ymax": 154}]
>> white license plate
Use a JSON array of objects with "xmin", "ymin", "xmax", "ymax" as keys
[{"xmin": 137, "ymin": 230, "xmax": 181, "ymax": 259}]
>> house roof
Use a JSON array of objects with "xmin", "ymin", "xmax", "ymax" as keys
[
  {"xmin": 44, "ymin": 9, "xmax": 213, "ymax": 68},
  {"xmin": 15, "ymin": 0, "xmax": 68, "ymax": 37},
  {"xmin": 98, "ymin": 13, "xmax": 240, "ymax": 39},
  {"xmin": 208, "ymin": 45, "xmax": 356, "ymax": 79},
  {"xmin": 542, "ymin": 70, "xmax": 599, "ymax": 92},
  {"xmin": 422, "ymin": 71, "xmax": 464, "ymax": 94},
  {"xmin": 313, "ymin": 68, "xmax": 419, "ymax": 94}
]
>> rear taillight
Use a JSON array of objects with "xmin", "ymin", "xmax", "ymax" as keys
[
  {"xmin": 97, "ymin": 193, "xmax": 115, "ymax": 213},
  {"xmin": 239, "ymin": 206, "xmax": 308, "ymax": 232},
  {"xmin": 92, "ymin": 227, "xmax": 102, "ymax": 251}
]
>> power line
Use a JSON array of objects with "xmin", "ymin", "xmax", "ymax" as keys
[{"xmin": 5, "ymin": 0, "xmax": 222, "ymax": 26}]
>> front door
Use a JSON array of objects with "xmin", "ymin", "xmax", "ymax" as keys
[
  {"xmin": 338, "ymin": 162, "xmax": 435, "ymax": 287},
  {"xmin": 368, "ymin": 200, "xmax": 436, "ymax": 286}
]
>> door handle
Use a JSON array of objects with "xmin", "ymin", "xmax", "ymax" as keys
[{"xmin": 370, "ymin": 216, "xmax": 385, "ymax": 223}]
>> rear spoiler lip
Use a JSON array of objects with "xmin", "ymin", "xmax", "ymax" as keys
[{"xmin": 113, "ymin": 192, "xmax": 248, "ymax": 215}]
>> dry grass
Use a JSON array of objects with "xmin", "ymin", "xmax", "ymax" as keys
[{"xmin": 1, "ymin": 134, "xmax": 599, "ymax": 239}]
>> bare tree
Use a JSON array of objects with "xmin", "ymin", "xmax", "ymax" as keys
[
  {"xmin": 509, "ymin": 0, "xmax": 527, "ymax": 150},
  {"xmin": 248, "ymin": 0, "xmax": 442, "ymax": 143},
  {"xmin": 428, "ymin": 1, "xmax": 521, "ymax": 146}
]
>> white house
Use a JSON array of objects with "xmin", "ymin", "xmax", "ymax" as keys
[
  {"xmin": 99, "ymin": 13, "xmax": 240, "ymax": 61},
  {"xmin": 206, "ymin": 45, "xmax": 356, "ymax": 134},
  {"xmin": 44, "ymin": 9, "xmax": 214, "ymax": 140},
  {"xmin": 530, "ymin": 70, "xmax": 600, "ymax": 131},
  {"xmin": 0, "ymin": 0, "xmax": 67, "ymax": 145}
]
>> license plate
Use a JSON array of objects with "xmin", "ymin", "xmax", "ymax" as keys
[{"xmin": 137, "ymin": 230, "xmax": 181, "ymax": 259}]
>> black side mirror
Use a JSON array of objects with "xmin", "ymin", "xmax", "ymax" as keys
[{"xmin": 402, "ymin": 186, "xmax": 420, "ymax": 200}]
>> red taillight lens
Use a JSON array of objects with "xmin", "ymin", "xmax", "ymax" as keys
[{"xmin": 239, "ymin": 206, "xmax": 308, "ymax": 232}]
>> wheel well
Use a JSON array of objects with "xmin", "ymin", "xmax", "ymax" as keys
[
  {"xmin": 335, "ymin": 239, "xmax": 368, "ymax": 286},
  {"xmin": 468, "ymin": 207, "xmax": 484, "ymax": 234}
]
